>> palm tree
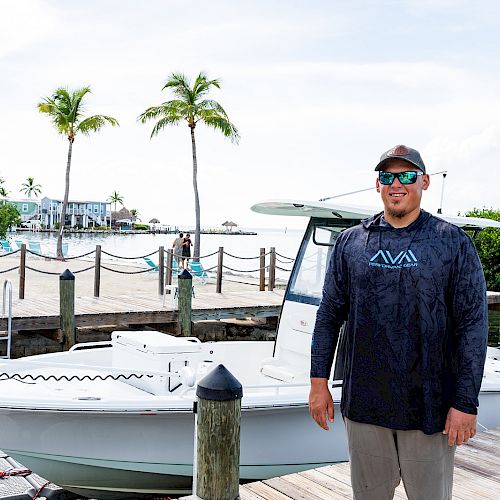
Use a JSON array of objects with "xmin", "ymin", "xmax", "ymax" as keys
[
  {"xmin": 138, "ymin": 72, "xmax": 239, "ymax": 259},
  {"xmin": 38, "ymin": 87, "xmax": 118, "ymax": 258},
  {"xmin": 0, "ymin": 177, "xmax": 7, "ymax": 198},
  {"xmin": 107, "ymin": 191, "xmax": 124, "ymax": 226},
  {"xmin": 21, "ymin": 177, "xmax": 42, "ymax": 198},
  {"xmin": 130, "ymin": 208, "xmax": 140, "ymax": 221}
]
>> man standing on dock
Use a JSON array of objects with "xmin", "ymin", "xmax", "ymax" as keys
[{"xmin": 309, "ymin": 145, "xmax": 488, "ymax": 500}]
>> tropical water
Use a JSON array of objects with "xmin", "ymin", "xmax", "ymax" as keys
[{"xmin": 9, "ymin": 227, "xmax": 306, "ymax": 279}]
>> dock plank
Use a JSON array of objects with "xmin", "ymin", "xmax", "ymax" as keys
[
  {"xmin": 0, "ymin": 290, "xmax": 284, "ymax": 332},
  {"xmin": 181, "ymin": 428, "xmax": 500, "ymax": 500}
]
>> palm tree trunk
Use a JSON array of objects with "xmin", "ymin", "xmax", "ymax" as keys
[
  {"xmin": 190, "ymin": 126, "xmax": 201, "ymax": 260},
  {"xmin": 57, "ymin": 139, "xmax": 73, "ymax": 259}
]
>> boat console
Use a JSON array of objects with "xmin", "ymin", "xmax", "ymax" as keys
[{"xmin": 111, "ymin": 330, "xmax": 203, "ymax": 395}]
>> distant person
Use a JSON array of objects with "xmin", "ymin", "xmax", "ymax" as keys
[
  {"xmin": 309, "ymin": 145, "xmax": 488, "ymax": 500},
  {"xmin": 172, "ymin": 232, "xmax": 184, "ymax": 269},
  {"xmin": 182, "ymin": 232, "xmax": 192, "ymax": 269}
]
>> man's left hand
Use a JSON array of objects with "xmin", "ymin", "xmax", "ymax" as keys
[{"xmin": 443, "ymin": 407, "xmax": 477, "ymax": 446}]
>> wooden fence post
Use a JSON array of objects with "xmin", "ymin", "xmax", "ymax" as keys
[
  {"xmin": 60, "ymin": 269, "xmax": 76, "ymax": 350},
  {"xmin": 268, "ymin": 247, "xmax": 276, "ymax": 292},
  {"xmin": 195, "ymin": 364, "xmax": 242, "ymax": 500},
  {"xmin": 166, "ymin": 249, "xmax": 173, "ymax": 290},
  {"xmin": 94, "ymin": 245, "xmax": 101, "ymax": 297},
  {"xmin": 19, "ymin": 243, "xmax": 26, "ymax": 299},
  {"xmin": 178, "ymin": 269, "xmax": 192, "ymax": 337},
  {"xmin": 159, "ymin": 246, "xmax": 165, "ymax": 296},
  {"xmin": 259, "ymin": 247, "xmax": 266, "ymax": 291},
  {"xmin": 216, "ymin": 246, "xmax": 223, "ymax": 293}
]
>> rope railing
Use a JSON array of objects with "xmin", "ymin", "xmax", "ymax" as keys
[
  {"xmin": 101, "ymin": 265, "xmax": 155, "ymax": 275},
  {"xmin": 1, "ymin": 243, "xmax": 295, "ymax": 298},
  {"xmin": 0, "ymin": 266, "xmax": 20, "ymax": 274},
  {"xmin": 222, "ymin": 264, "xmax": 269, "ymax": 273},
  {"xmin": 275, "ymin": 251, "xmax": 295, "ymax": 261},
  {"xmin": 222, "ymin": 250, "xmax": 271, "ymax": 259},
  {"xmin": 101, "ymin": 249, "xmax": 159, "ymax": 259},
  {"xmin": 0, "ymin": 249, "xmax": 20, "ymax": 257}
]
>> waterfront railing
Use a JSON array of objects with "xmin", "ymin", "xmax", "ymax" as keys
[{"xmin": 0, "ymin": 244, "xmax": 295, "ymax": 299}]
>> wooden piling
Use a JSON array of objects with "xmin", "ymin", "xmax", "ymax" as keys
[
  {"xmin": 259, "ymin": 247, "xmax": 265, "ymax": 291},
  {"xmin": 60, "ymin": 269, "xmax": 76, "ymax": 350},
  {"xmin": 159, "ymin": 246, "xmax": 165, "ymax": 296},
  {"xmin": 195, "ymin": 364, "xmax": 243, "ymax": 500},
  {"xmin": 19, "ymin": 243, "xmax": 26, "ymax": 299},
  {"xmin": 94, "ymin": 245, "xmax": 101, "ymax": 297},
  {"xmin": 268, "ymin": 247, "xmax": 276, "ymax": 292},
  {"xmin": 166, "ymin": 249, "xmax": 173, "ymax": 290},
  {"xmin": 178, "ymin": 269, "xmax": 192, "ymax": 336},
  {"xmin": 216, "ymin": 246, "xmax": 223, "ymax": 293}
]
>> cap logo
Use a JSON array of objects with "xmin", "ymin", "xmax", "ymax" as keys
[{"xmin": 388, "ymin": 145, "xmax": 409, "ymax": 156}]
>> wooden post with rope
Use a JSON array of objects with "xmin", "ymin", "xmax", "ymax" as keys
[
  {"xmin": 19, "ymin": 243, "xmax": 26, "ymax": 299},
  {"xmin": 94, "ymin": 245, "xmax": 101, "ymax": 297},
  {"xmin": 216, "ymin": 247, "xmax": 223, "ymax": 293},
  {"xmin": 259, "ymin": 248, "xmax": 266, "ymax": 291},
  {"xmin": 158, "ymin": 246, "xmax": 165, "ymax": 296},
  {"xmin": 268, "ymin": 247, "xmax": 276, "ymax": 292}
]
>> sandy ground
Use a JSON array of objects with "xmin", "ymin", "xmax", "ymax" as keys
[{"xmin": 0, "ymin": 253, "xmax": 285, "ymax": 300}]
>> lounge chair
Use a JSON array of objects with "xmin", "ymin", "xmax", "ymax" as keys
[
  {"xmin": 28, "ymin": 241, "xmax": 43, "ymax": 256},
  {"xmin": 0, "ymin": 240, "xmax": 14, "ymax": 253},
  {"xmin": 143, "ymin": 256, "xmax": 158, "ymax": 272},
  {"xmin": 15, "ymin": 240, "xmax": 24, "ymax": 250},
  {"xmin": 189, "ymin": 261, "xmax": 208, "ymax": 285},
  {"xmin": 62, "ymin": 242, "xmax": 69, "ymax": 258}
]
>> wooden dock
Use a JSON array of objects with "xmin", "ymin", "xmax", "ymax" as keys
[
  {"xmin": 0, "ymin": 290, "xmax": 284, "ymax": 332},
  {"xmin": 183, "ymin": 428, "xmax": 500, "ymax": 500}
]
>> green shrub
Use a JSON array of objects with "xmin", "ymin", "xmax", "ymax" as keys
[
  {"xmin": 133, "ymin": 223, "xmax": 150, "ymax": 230},
  {"xmin": 466, "ymin": 208, "xmax": 500, "ymax": 291},
  {"xmin": 0, "ymin": 203, "xmax": 21, "ymax": 237}
]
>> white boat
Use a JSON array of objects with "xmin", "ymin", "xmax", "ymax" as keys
[{"xmin": 0, "ymin": 200, "xmax": 499, "ymax": 499}]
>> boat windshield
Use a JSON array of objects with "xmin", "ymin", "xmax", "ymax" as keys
[{"xmin": 286, "ymin": 217, "xmax": 360, "ymax": 305}]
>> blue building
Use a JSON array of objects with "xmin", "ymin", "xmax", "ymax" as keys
[{"xmin": 40, "ymin": 197, "xmax": 111, "ymax": 229}]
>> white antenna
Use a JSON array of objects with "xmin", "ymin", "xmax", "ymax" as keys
[
  {"xmin": 437, "ymin": 172, "xmax": 447, "ymax": 214},
  {"xmin": 319, "ymin": 170, "xmax": 448, "ymax": 203}
]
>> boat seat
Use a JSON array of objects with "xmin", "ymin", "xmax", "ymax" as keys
[{"xmin": 260, "ymin": 357, "xmax": 309, "ymax": 383}]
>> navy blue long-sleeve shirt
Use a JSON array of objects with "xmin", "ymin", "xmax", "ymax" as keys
[{"xmin": 311, "ymin": 210, "xmax": 488, "ymax": 435}]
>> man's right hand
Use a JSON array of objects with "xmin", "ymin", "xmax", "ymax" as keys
[{"xmin": 309, "ymin": 377, "xmax": 334, "ymax": 430}]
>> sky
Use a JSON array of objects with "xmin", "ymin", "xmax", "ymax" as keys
[{"xmin": 1, "ymin": 0, "xmax": 500, "ymax": 230}]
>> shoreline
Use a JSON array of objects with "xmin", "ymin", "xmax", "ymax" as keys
[{"xmin": 13, "ymin": 228, "xmax": 258, "ymax": 236}]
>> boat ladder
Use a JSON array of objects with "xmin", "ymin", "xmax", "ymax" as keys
[{"xmin": 1, "ymin": 279, "xmax": 12, "ymax": 359}]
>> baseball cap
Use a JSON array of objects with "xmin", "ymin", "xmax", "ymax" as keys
[{"xmin": 375, "ymin": 145, "xmax": 426, "ymax": 173}]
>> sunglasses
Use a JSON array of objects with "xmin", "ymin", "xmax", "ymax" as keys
[{"xmin": 378, "ymin": 171, "xmax": 423, "ymax": 185}]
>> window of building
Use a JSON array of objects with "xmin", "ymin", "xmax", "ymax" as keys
[
  {"xmin": 94, "ymin": 204, "xmax": 99, "ymax": 213},
  {"xmin": 22, "ymin": 204, "xmax": 29, "ymax": 213}
]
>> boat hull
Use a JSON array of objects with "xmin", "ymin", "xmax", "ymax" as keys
[{"xmin": 0, "ymin": 402, "xmax": 347, "ymax": 499}]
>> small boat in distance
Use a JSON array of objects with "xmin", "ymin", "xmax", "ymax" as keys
[{"xmin": 0, "ymin": 200, "xmax": 499, "ymax": 499}]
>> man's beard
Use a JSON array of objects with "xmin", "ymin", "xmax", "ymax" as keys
[{"xmin": 387, "ymin": 207, "xmax": 407, "ymax": 219}]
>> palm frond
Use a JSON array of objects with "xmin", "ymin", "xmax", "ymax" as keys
[
  {"xmin": 163, "ymin": 73, "xmax": 192, "ymax": 101},
  {"xmin": 77, "ymin": 115, "xmax": 119, "ymax": 135},
  {"xmin": 138, "ymin": 100, "xmax": 186, "ymax": 123},
  {"xmin": 150, "ymin": 116, "xmax": 184, "ymax": 138},
  {"xmin": 197, "ymin": 110, "xmax": 240, "ymax": 144}
]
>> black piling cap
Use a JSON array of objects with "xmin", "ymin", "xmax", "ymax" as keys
[
  {"xmin": 196, "ymin": 364, "xmax": 243, "ymax": 401},
  {"xmin": 178, "ymin": 269, "xmax": 192, "ymax": 280},
  {"xmin": 60, "ymin": 269, "xmax": 75, "ymax": 280}
]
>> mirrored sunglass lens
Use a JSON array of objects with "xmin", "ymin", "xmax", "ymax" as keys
[
  {"xmin": 379, "ymin": 172, "xmax": 394, "ymax": 184},
  {"xmin": 398, "ymin": 172, "xmax": 417, "ymax": 184}
]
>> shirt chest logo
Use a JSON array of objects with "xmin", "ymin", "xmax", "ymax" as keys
[{"xmin": 369, "ymin": 249, "xmax": 418, "ymax": 269}]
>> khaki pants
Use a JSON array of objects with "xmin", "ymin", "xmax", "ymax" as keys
[{"xmin": 345, "ymin": 417, "xmax": 455, "ymax": 500}]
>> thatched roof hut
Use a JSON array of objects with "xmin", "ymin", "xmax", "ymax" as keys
[{"xmin": 222, "ymin": 220, "xmax": 238, "ymax": 231}]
